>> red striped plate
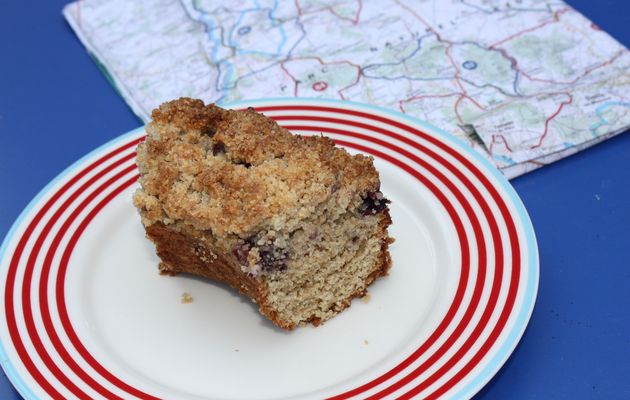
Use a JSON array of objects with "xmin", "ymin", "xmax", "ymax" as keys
[{"xmin": 0, "ymin": 99, "xmax": 538, "ymax": 399}]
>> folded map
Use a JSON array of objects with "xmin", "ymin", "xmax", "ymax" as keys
[{"xmin": 63, "ymin": 0, "xmax": 630, "ymax": 178}]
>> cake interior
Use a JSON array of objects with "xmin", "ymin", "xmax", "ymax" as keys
[
  {"xmin": 147, "ymin": 193, "xmax": 392, "ymax": 329},
  {"xmin": 257, "ymin": 200, "xmax": 391, "ymax": 327}
]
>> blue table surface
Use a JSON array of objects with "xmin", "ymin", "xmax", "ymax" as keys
[{"xmin": 1, "ymin": 1, "xmax": 629, "ymax": 399}]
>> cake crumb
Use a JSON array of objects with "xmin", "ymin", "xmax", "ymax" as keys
[
  {"xmin": 361, "ymin": 293, "xmax": 371, "ymax": 304},
  {"xmin": 180, "ymin": 292, "xmax": 194, "ymax": 304},
  {"xmin": 363, "ymin": 339, "xmax": 369, "ymax": 345}
]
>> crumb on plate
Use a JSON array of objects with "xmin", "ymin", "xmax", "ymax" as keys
[{"xmin": 181, "ymin": 292, "xmax": 194, "ymax": 304}]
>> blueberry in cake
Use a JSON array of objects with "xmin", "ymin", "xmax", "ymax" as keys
[{"xmin": 133, "ymin": 98, "xmax": 393, "ymax": 330}]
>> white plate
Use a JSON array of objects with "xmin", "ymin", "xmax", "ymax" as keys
[{"xmin": 0, "ymin": 98, "xmax": 538, "ymax": 400}]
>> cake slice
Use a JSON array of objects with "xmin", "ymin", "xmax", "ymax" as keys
[{"xmin": 133, "ymin": 98, "xmax": 393, "ymax": 330}]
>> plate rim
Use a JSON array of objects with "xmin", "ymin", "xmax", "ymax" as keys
[{"xmin": 0, "ymin": 97, "xmax": 539, "ymax": 400}]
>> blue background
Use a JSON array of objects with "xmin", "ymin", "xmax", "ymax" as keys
[{"xmin": 0, "ymin": 1, "xmax": 628, "ymax": 399}]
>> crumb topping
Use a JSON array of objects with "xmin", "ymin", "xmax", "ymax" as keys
[{"xmin": 134, "ymin": 98, "xmax": 381, "ymax": 238}]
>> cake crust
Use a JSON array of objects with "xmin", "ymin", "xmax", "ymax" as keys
[{"xmin": 136, "ymin": 98, "xmax": 380, "ymax": 238}]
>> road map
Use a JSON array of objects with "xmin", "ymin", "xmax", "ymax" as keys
[{"xmin": 63, "ymin": 0, "xmax": 630, "ymax": 177}]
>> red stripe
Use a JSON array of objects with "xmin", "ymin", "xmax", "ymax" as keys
[
  {"xmin": 23, "ymin": 154, "xmax": 136, "ymax": 399},
  {"xmin": 46, "ymin": 133, "xmax": 475, "ymax": 399},
  {"xmin": 50, "ymin": 112, "xmax": 506, "ymax": 399},
  {"xmin": 23, "ymin": 144, "xmax": 158, "ymax": 398},
  {"xmin": 421, "ymin": 199, "xmax": 520, "ymax": 398},
  {"xmin": 5, "ymin": 104, "xmax": 523, "ymax": 399},
  {"xmin": 287, "ymin": 126, "xmax": 496, "ymax": 399},
  {"xmin": 54, "ymin": 174, "xmax": 158, "ymax": 399},
  {"xmin": 269, "ymin": 105, "xmax": 520, "ymax": 398},
  {"xmin": 331, "ymin": 140, "xmax": 481, "ymax": 399},
  {"xmin": 52, "ymin": 136, "xmax": 473, "ymax": 399},
  {"xmin": 34, "ymin": 154, "xmax": 159, "ymax": 398},
  {"xmin": 5, "ymin": 138, "xmax": 142, "ymax": 398},
  {"xmin": 38, "ymin": 163, "xmax": 137, "ymax": 399}
]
